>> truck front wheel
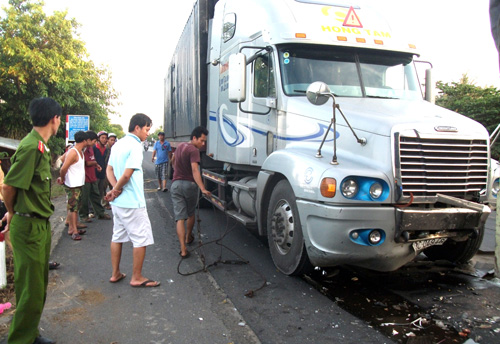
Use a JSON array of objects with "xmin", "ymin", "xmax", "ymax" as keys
[
  {"xmin": 423, "ymin": 226, "xmax": 484, "ymax": 264},
  {"xmin": 267, "ymin": 180, "xmax": 312, "ymax": 276}
]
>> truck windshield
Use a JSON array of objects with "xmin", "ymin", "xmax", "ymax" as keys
[{"xmin": 278, "ymin": 45, "xmax": 422, "ymax": 100}]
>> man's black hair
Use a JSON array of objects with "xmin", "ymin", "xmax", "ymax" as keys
[
  {"xmin": 128, "ymin": 113, "xmax": 152, "ymax": 132},
  {"xmin": 85, "ymin": 130, "xmax": 98, "ymax": 141},
  {"xmin": 191, "ymin": 126, "xmax": 208, "ymax": 140},
  {"xmin": 74, "ymin": 131, "xmax": 87, "ymax": 143},
  {"xmin": 29, "ymin": 97, "xmax": 62, "ymax": 127}
]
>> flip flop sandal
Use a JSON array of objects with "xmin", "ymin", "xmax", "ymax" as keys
[
  {"xmin": 179, "ymin": 251, "xmax": 190, "ymax": 259},
  {"xmin": 131, "ymin": 279, "xmax": 161, "ymax": 288},
  {"xmin": 186, "ymin": 235, "xmax": 195, "ymax": 245},
  {"xmin": 68, "ymin": 229, "xmax": 86, "ymax": 236},
  {"xmin": 109, "ymin": 273, "xmax": 126, "ymax": 283},
  {"xmin": 71, "ymin": 233, "xmax": 82, "ymax": 241},
  {"xmin": 76, "ymin": 223, "xmax": 88, "ymax": 229}
]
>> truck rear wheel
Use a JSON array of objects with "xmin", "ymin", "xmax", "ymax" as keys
[
  {"xmin": 423, "ymin": 226, "xmax": 484, "ymax": 264},
  {"xmin": 267, "ymin": 180, "xmax": 312, "ymax": 276}
]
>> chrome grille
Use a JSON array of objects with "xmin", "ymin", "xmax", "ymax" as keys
[{"xmin": 398, "ymin": 136, "xmax": 488, "ymax": 199}]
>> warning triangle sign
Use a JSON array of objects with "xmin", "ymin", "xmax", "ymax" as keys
[{"xmin": 343, "ymin": 7, "xmax": 363, "ymax": 28}]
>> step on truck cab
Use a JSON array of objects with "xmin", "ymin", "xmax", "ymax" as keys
[{"xmin": 164, "ymin": 0, "xmax": 493, "ymax": 275}]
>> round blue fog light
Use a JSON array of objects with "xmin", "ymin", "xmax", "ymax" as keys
[{"xmin": 368, "ymin": 230, "xmax": 382, "ymax": 245}]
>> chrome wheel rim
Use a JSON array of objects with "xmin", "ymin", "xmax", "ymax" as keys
[{"xmin": 270, "ymin": 199, "xmax": 295, "ymax": 255}]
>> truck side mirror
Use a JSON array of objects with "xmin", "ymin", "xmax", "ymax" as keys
[
  {"xmin": 306, "ymin": 81, "xmax": 331, "ymax": 106},
  {"xmin": 229, "ymin": 53, "xmax": 247, "ymax": 102}
]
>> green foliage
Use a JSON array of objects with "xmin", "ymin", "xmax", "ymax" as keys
[
  {"xmin": 0, "ymin": 0, "xmax": 118, "ymax": 153},
  {"xmin": 436, "ymin": 75, "xmax": 500, "ymax": 159},
  {"xmin": 109, "ymin": 123, "xmax": 125, "ymax": 138},
  {"xmin": 147, "ymin": 126, "xmax": 164, "ymax": 143}
]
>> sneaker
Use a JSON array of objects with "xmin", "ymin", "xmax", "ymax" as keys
[
  {"xmin": 162, "ymin": 188, "xmax": 168, "ymax": 192},
  {"xmin": 98, "ymin": 213, "xmax": 112, "ymax": 220}
]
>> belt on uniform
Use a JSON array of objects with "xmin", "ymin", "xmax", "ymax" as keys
[{"xmin": 14, "ymin": 212, "xmax": 49, "ymax": 220}]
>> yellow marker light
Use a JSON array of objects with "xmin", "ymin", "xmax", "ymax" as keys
[
  {"xmin": 337, "ymin": 36, "xmax": 348, "ymax": 41},
  {"xmin": 408, "ymin": 43, "xmax": 416, "ymax": 49},
  {"xmin": 356, "ymin": 38, "xmax": 366, "ymax": 43},
  {"xmin": 374, "ymin": 39, "xmax": 383, "ymax": 45},
  {"xmin": 320, "ymin": 178, "xmax": 336, "ymax": 198},
  {"xmin": 295, "ymin": 33, "xmax": 307, "ymax": 38}
]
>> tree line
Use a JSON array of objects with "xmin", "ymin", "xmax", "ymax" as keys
[
  {"xmin": 0, "ymin": 0, "xmax": 122, "ymax": 156},
  {"xmin": 435, "ymin": 75, "xmax": 500, "ymax": 160}
]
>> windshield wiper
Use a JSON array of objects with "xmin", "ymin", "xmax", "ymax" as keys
[{"xmin": 366, "ymin": 95, "xmax": 398, "ymax": 99}]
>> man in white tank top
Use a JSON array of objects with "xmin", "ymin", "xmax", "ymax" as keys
[{"xmin": 57, "ymin": 131, "xmax": 87, "ymax": 240}]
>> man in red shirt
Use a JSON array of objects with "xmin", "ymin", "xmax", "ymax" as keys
[
  {"xmin": 79, "ymin": 130, "xmax": 111, "ymax": 222},
  {"xmin": 171, "ymin": 126, "xmax": 211, "ymax": 258}
]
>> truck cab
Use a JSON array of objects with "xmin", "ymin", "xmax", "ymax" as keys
[{"xmin": 165, "ymin": 0, "xmax": 493, "ymax": 275}]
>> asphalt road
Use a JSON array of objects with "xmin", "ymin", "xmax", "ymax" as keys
[{"xmin": 1, "ymin": 150, "xmax": 499, "ymax": 344}]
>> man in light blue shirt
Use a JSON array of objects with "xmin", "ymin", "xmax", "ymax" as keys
[{"xmin": 105, "ymin": 113, "xmax": 160, "ymax": 288}]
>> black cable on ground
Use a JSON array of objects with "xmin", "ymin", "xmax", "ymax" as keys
[{"xmin": 176, "ymin": 191, "xmax": 267, "ymax": 298}]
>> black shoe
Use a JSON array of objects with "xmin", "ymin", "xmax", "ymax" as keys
[
  {"xmin": 33, "ymin": 336, "xmax": 56, "ymax": 344},
  {"xmin": 48, "ymin": 261, "xmax": 60, "ymax": 270}
]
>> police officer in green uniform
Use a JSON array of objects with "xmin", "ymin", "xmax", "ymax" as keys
[{"xmin": 1, "ymin": 98, "xmax": 61, "ymax": 344}]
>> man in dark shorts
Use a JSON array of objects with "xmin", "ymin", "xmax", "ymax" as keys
[
  {"xmin": 94, "ymin": 131, "xmax": 110, "ymax": 208},
  {"xmin": 1, "ymin": 97, "xmax": 61, "ymax": 344},
  {"xmin": 171, "ymin": 126, "xmax": 211, "ymax": 258},
  {"xmin": 79, "ymin": 130, "xmax": 111, "ymax": 222},
  {"xmin": 151, "ymin": 131, "xmax": 172, "ymax": 192}
]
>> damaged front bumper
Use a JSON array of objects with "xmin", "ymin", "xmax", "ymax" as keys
[
  {"xmin": 395, "ymin": 194, "xmax": 491, "ymax": 243},
  {"xmin": 297, "ymin": 194, "xmax": 491, "ymax": 272}
]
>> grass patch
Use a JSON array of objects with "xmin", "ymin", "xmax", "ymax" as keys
[
  {"xmin": 51, "ymin": 182, "xmax": 65, "ymax": 198},
  {"xmin": 50, "ymin": 168, "xmax": 65, "ymax": 199}
]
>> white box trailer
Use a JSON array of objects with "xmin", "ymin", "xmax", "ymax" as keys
[{"xmin": 164, "ymin": 0, "xmax": 493, "ymax": 275}]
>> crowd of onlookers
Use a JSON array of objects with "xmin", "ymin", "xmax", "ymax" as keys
[{"xmin": 57, "ymin": 130, "xmax": 117, "ymax": 240}]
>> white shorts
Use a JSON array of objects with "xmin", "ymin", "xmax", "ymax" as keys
[{"xmin": 111, "ymin": 206, "xmax": 154, "ymax": 247}]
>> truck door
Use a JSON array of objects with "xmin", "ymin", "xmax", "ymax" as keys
[{"xmin": 249, "ymin": 51, "xmax": 277, "ymax": 165}]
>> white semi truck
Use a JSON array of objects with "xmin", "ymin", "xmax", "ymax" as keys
[{"xmin": 164, "ymin": 0, "xmax": 494, "ymax": 275}]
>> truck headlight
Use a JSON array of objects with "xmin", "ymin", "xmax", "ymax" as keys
[
  {"xmin": 340, "ymin": 176, "xmax": 389, "ymax": 201},
  {"xmin": 341, "ymin": 179, "xmax": 358, "ymax": 198},
  {"xmin": 369, "ymin": 182, "xmax": 383, "ymax": 199}
]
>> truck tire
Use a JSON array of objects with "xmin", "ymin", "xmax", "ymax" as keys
[
  {"xmin": 267, "ymin": 180, "xmax": 312, "ymax": 276},
  {"xmin": 423, "ymin": 226, "xmax": 484, "ymax": 264}
]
